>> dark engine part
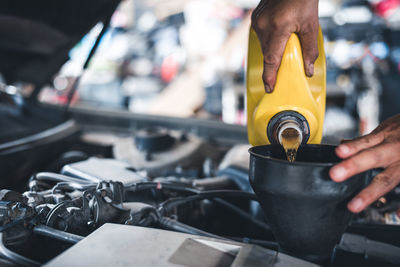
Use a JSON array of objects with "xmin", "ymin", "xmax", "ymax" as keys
[
  {"xmin": 0, "ymin": 190, "xmax": 34, "ymax": 235},
  {"xmin": 336, "ymin": 233, "xmax": 400, "ymax": 265},
  {"xmin": 113, "ymin": 127, "xmax": 215, "ymax": 177},
  {"xmin": 0, "ymin": 120, "xmax": 79, "ymax": 191},
  {"xmin": 217, "ymin": 144, "xmax": 252, "ymax": 192},
  {"xmin": 134, "ymin": 127, "xmax": 176, "ymax": 152},
  {"xmin": 36, "ymin": 181, "xmax": 129, "ymax": 236}
]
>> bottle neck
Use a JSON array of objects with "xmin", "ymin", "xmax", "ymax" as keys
[
  {"xmin": 267, "ymin": 111, "xmax": 310, "ymax": 145},
  {"xmin": 277, "ymin": 121, "xmax": 303, "ymax": 146}
]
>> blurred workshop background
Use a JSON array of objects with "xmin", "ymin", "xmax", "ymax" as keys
[{"xmin": 20, "ymin": 0, "xmax": 400, "ymax": 144}]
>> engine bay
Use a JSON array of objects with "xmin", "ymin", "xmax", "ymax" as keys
[{"xmin": 0, "ymin": 112, "xmax": 399, "ymax": 267}]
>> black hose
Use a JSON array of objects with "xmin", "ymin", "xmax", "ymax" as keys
[
  {"xmin": 0, "ymin": 233, "xmax": 40, "ymax": 267},
  {"xmin": 127, "ymin": 182, "xmax": 265, "ymax": 232},
  {"xmin": 158, "ymin": 217, "xmax": 226, "ymax": 240},
  {"xmin": 33, "ymin": 225, "xmax": 84, "ymax": 244},
  {"xmin": 125, "ymin": 182, "xmax": 199, "ymax": 194},
  {"xmin": 212, "ymin": 198, "xmax": 271, "ymax": 232},
  {"xmin": 339, "ymin": 233, "xmax": 400, "ymax": 265},
  {"xmin": 52, "ymin": 181, "xmax": 96, "ymax": 192},
  {"xmin": 159, "ymin": 190, "xmax": 258, "ymax": 215}
]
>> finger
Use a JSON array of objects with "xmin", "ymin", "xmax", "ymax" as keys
[
  {"xmin": 298, "ymin": 26, "xmax": 319, "ymax": 77},
  {"xmin": 335, "ymin": 132, "xmax": 384, "ymax": 159},
  {"xmin": 258, "ymin": 30, "xmax": 291, "ymax": 93},
  {"xmin": 330, "ymin": 143, "xmax": 396, "ymax": 182},
  {"xmin": 251, "ymin": 0, "xmax": 267, "ymax": 23},
  {"xmin": 347, "ymin": 164, "xmax": 400, "ymax": 213}
]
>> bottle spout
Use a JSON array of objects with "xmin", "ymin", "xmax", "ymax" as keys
[
  {"xmin": 278, "ymin": 121, "xmax": 303, "ymax": 146},
  {"xmin": 267, "ymin": 111, "xmax": 310, "ymax": 145},
  {"xmin": 277, "ymin": 121, "xmax": 303, "ymax": 162}
]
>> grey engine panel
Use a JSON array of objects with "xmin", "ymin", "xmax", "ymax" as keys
[{"xmin": 45, "ymin": 224, "xmax": 319, "ymax": 267}]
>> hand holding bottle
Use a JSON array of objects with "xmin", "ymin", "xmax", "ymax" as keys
[{"xmin": 251, "ymin": 0, "xmax": 320, "ymax": 93}]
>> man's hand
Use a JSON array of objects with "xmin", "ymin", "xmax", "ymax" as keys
[
  {"xmin": 330, "ymin": 115, "xmax": 400, "ymax": 213},
  {"xmin": 251, "ymin": 0, "xmax": 319, "ymax": 93}
]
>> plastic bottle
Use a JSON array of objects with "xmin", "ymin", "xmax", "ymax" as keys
[{"xmin": 247, "ymin": 27, "xmax": 326, "ymax": 146}]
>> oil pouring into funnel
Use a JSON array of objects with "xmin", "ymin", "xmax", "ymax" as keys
[{"xmin": 246, "ymin": 26, "xmax": 368, "ymax": 264}]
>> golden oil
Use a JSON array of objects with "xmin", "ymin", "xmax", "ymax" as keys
[{"xmin": 279, "ymin": 128, "xmax": 302, "ymax": 162}]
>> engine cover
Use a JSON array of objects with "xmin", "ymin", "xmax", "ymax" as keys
[{"xmin": 45, "ymin": 223, "xmax": 318, "ymax": 267}]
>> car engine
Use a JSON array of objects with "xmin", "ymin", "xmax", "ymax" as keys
[
  {"xmin": 0, "ymin": 122, "xmax": 274, "ymax": 266},
  {"xmin": 0, "ymin": 118, "xmax": 400, "ymax": 267}
]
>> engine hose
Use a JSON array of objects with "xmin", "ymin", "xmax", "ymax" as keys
[
  {"xmin": 159, "ymin": 190, "xmax": 258, "ymax": 215},
  {"xmin": 51, "ymin": 182, "xmax": 95, "ymax": 194},
  {"xmin": 338, "ymin": 233, "xmax": 400, "ymax": 265},
  {"xmin": 212, "ymin": 198, "xmax": 271, "ymax": 232},
  {"xmin": 158, "ymin": 217, "xmax": 226, "ymax": 240},
  {"xmin": 125, "ymin": 182, "xmax": 199, "ymax": 194},
  {"xmin": 0, "ymin": 233, "xmax": 40, "ymax": 267},
  {"xmin": 127, "ymin": 183, "xmax": 266, "ymax": 232},
  {"xmin": 33, "ymin": 225, "xmax": 84, "ymax": 244}
]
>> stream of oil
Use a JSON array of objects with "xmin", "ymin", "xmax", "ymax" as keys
[{"xmin": 280, "ymin": 128, "xmax": 302, "ymax": 162}]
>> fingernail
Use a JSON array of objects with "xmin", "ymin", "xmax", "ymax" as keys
[
  {"xmin": 265, "ymin": 85, "xmax": 272, "ymax": 93},
  {"xmin": 306, "ymin": 63, "xmax": 314, "ymax": 77},
  {"xmin": 338, "ymin": 144, "xmax": 350, "ymax": 155},
  {"xmin": 348, "ymin": 197, "xmax": 363, "ymax": 212},
  {"xmin": 331, "ymin": 166, "xmax": 347, "ymax": 180}
]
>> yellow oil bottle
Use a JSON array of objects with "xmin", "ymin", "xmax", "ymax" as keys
[{"xmin": 247, "ymin": 27, "xmax": 326, "ymax": 148}]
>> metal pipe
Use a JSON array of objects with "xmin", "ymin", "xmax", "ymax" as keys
[
  {"xmin": 35, "ymin": 172, "xmax": 95, "ymax": 185},
  {"xmin": 33, "ymin": 225, "xmax": 84, "ymax": 244}
]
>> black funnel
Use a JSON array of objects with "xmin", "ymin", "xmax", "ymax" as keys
[{"xmin": 249, "ymin": 144, "xmax": 367, "ymax": 263}]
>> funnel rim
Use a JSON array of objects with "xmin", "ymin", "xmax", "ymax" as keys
[{"xmin": 248, "ymin": 144, "xmax": 339, "ymax": 167}]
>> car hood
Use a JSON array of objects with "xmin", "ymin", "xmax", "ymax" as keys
[{"xmin": 0, "ymin": 0, "xmax": 121, "ymax": 86}]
